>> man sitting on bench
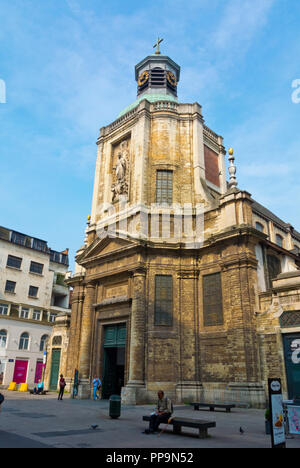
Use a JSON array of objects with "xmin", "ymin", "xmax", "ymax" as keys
[{"xmin": 144, "ymin": 390, "xmax": 173, "ymax": 434}]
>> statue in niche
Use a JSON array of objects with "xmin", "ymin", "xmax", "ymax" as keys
[{"xmin": 112, "ymin": 141, "xmax": 129, "ymax": 202}]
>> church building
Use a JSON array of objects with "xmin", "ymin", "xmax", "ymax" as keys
[{"xmin": 54, "ymin": 43, "xmax": 300, "ymax": 407}]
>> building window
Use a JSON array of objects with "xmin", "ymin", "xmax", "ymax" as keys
[
  {"xmin": 19, "ymin": 332, "xmax": 29, "ymax": 350},
  {"xmin": 11, "ymin": 231, "xmax": 26, "ymax": 246},
  {"xmin": 154, "ymin": 275, "xmax": 173, "ymax": 326},
  {"xmin": 49, "ymin": 313, "xmax": 57, "ymax": 323},
  {"xmin": 0, "ymin": 304, "xmax": 9, "ymax": 316},
  {"xmin": 32, "ymin": 309, "xmax": 41, "ymax": 321},
  {"xmin": 20, "ymin": 307, "xmax": 29, "ymax": 319},
  {"xmin": 276, "ymin": 234, "xmax": 284, "ymax": 248},
  {"xmin": 7, "ymin": 255, "xmax": 22, "ymax": 269},
  {"xmin": 50, "ymin": 250, "xmax": 68, "ymax": 266},
  {"xmin": 5, "ymin": 280, "xmax": 16, "ymax": 294},
  {"xmin": 267, "ymin": 255, "xmax": 281, "ymax": 284},
  {"xmin": 256, "ymin": 222, "xmax": 264, "ymax": 233},
  {"xmin": 52, "ymin": 335, "xmax": 62, "ymax": 346},
  {"xmin": 156, "ymin": 170, "xmax": 173, "ymax": 205},
  {"xmin": 30, "ymin": 261, "xmax": 44, "ymax": 275},
  {"xmin": 294, "ymin": 245, "xmax": 300, "ymax": 255},
  {"xmin": 28, "ymin": 286, "xmax": 38, "ymax": 298},
  {"xmin": 32, "ymin": 238, "xmax": 47, "ymax": 252},
  {"xmin": 203, "ymin": 273, "xmax": 224, "ymax": 327},
  {"xmin": 40, "ymin": 334, "xmax": 49, "ymax": 351},
  {"xmin": 0, "ymin": 330, "xmax": 7, "ymax": 348}
]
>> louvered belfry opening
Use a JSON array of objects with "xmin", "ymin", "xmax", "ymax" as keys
[{"xmin": 150, "ymin": 67, "xmax": 165, "ymax": 88}]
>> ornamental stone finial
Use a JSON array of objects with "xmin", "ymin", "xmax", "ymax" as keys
[
  {"xmin": 84, "ymin": 215, "xmax": 91, "ymax": 245},
  {"xmin": 228, "ymin": 148, "xmax": 238, "ymax": 189}
]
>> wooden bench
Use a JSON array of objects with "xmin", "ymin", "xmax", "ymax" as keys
[
  {"xmin": 143, "ymin": 415, "xmax": 216, "ymax": 439},
  {"xmin": 191, "ymin": 403, "xmax": 235, "ymax": 413}
]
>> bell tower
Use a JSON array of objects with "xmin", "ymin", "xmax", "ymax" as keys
[
  {"xmin": 135, "ymin": 43, "xmax": 180, "ymax": 100},
  {"xmin": 89, "ymin": 42, "xmax": 227, "ymax": 242}
]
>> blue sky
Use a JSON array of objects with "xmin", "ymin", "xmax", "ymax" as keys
[{"xmin": 0, "ymin": 0, "xmax": 299, "ymax": 270}]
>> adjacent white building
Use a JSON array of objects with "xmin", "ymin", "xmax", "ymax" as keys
[{"xmin": 0, "ymin": 226, "xmax": 71, "ymax": 387}]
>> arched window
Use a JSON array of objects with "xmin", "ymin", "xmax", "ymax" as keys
[
  {"xmin": 40, "ymin": 335, "xmax": 49, "ymax": 352},
  {"xmin": 0, "ymin": 330, "xmax": 7, "ymax": 348},
  {"xmin": 256, "ymin": 222, "xmax": 264, "ymax": 232},
  {"xmin": 52, "ymin": 335, "xmax": 62, "ymax": 347},
  {"xmin": 19, "ymin": 332, "xmax": 29, "ymax": 350},
  {"xmin": 276, "ymin": 234, "xmax": 284, "ymax": 248}
]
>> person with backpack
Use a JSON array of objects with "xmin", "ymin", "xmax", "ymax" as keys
[
  {"xmin": 144, "ymin": 390, "xmax": 173, "ymax": 434},
  {"xmin": 58, "ymin": 374, "xmax": 66, "ymax": 401}
]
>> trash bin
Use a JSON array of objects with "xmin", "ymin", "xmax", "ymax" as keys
[{"xmin": 109, "ymin": 394, "xmax": 121, "ymax": 419}]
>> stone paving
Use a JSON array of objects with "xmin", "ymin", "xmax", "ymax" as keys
[{"xmin": 0, "ymin": 390, "xmax": 300, "ymax": 448}]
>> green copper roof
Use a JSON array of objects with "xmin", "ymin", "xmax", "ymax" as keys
[{"xmin": 118, "ymin": 94, "xmax": 178, "ymax": 118}]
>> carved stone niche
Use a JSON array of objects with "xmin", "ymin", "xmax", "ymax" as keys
[{"xmin": 111, "ymin": 138, "xmax": 131, "ymax": 203}]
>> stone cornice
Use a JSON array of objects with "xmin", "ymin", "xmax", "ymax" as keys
[
  {"xmin": 94, "ymin": 296, "xmax": 131, "ymax": 309},
  {"xmin": 220, "ymin": 253, "xmax": 258, "ymax": 271},
  {"xmin": 84, "ymin": 262, "xmax": 146, "ymax": 282},
  {"xmin": 176, "ymin": 268, "xmax": 199, "ymax": 279},
  {"xmin": 65, "ymin": 273, "xmax": 85, "ymax": 287},
  {"xmin": 97, "ymin": 100, "xmax": 208, "ymax": 143},
  {"xmin": 79, "ymin": 243, "xmax": 143, "ymax": 268}
]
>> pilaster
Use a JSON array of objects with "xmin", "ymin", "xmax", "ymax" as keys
[
  {"xmin": 77, "ymin": 282, "xmax": 96, "ymax": 398},
  {"xmin": 122, "ymin": 269, "xmax": 146, "ymax": 404}
]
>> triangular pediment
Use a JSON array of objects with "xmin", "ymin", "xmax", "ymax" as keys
[{"xmin": 78, "ymin": 233, "xmax": 140, "ymax": 263}]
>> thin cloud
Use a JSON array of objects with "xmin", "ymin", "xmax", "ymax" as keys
[{"xmin": 212, "ymin": 0, "xmax": 275, "ymax": 51}]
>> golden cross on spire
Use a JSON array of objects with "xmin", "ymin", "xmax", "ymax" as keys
[{"xmin": 153, "ymin": 37, "xmax": 163, "ymax": 55}]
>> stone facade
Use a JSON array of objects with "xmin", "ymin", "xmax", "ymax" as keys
[{"xmin": 60, "ymin": 52, "xmax": 300, "ymax": 407}]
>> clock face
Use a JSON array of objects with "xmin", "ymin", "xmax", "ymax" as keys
[
  {"xmin": 167, "ymin": 71, "xmax": 177, "ymax": 87},
  {"xmin": 138, "ymin": 71, "xmax": 149, "ymax": 87}
]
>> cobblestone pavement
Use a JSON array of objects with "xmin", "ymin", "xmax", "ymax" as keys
[{"xmin": 0, "ymin": 390, "xmax": 299, "ymax": 448}]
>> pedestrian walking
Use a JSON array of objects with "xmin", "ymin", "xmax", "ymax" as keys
[
  {"xmin": 92, "ymin": 375, "xmax": 102, "ymax": 400},
  {"xmin": 0, "ymin": 392, "xmax": 4, "ymax": 414},
  {"xmin": 58, "ymin": 374, "xmax": 66, "ymax": 401}
]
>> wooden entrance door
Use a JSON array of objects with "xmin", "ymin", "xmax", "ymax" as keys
[
  {"xmin": 102, "ymin": 324, "xmax": 126, "ymax": 399},
  {"xmin": 49, "ymin": 349, "xmax": 61, "ymax": 390}
]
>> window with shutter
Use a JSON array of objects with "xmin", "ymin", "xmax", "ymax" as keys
[
  {"xmin": 267, "ymin": 255, "xmax": 281, "ymax": 283},
  {"xmin": 203, "ymin": 273, "xmax": 224, "ymax": 327},
  {"xmin": 156, "ymin": 170, "xmax": 173, "ymax": 205},
  {"xmin": 154, "ymin": 275, "xmax": 173, "ymax": 326}
]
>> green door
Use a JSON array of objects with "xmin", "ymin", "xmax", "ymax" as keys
[
  {"xmin": 102, "ymin": 348, "xmax": 118, "ymax": 399},
  {"xmin": 283, "ymin": 334, "xmax": 300, "ymax": 399},
  {"xmin": 102, "ymin": 324, "xmax": 126, "ymax": 399},
  {"xmin": 49, "ymin": 349, "xmax": 61, "ymax": 391}
]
